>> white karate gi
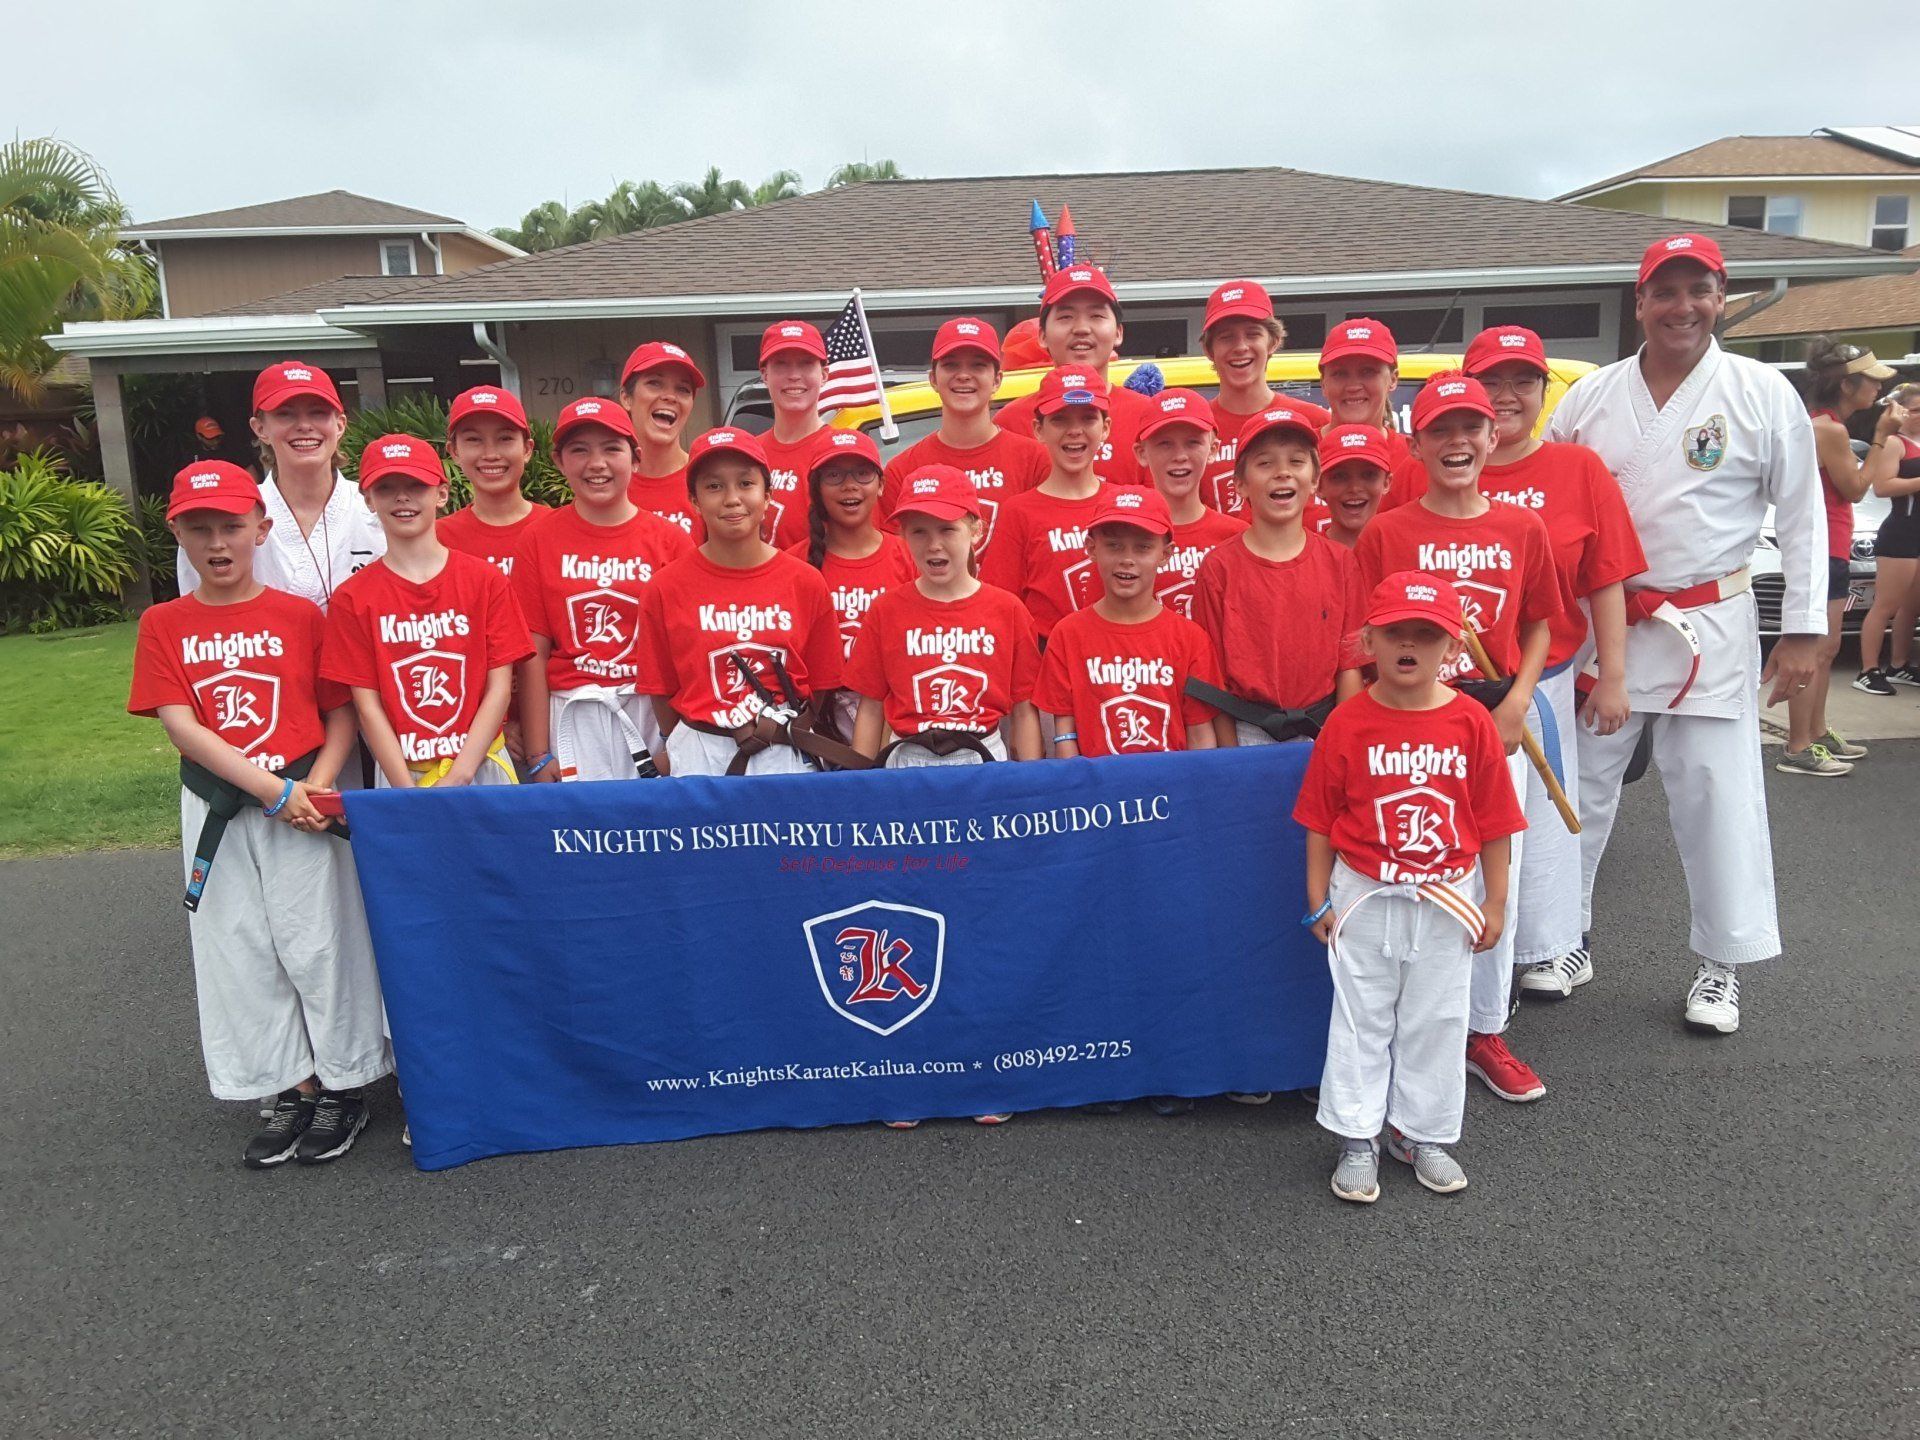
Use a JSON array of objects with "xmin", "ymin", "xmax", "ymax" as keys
[
  {"xmin": 550, "ymin": 686, "xmax": 659, "ymax": 783},
  {"xmin": 664, "ymin": 723, "xmax": 814, "ymax": 778},
  {"xmin": 176, "ymin": 472, "xmax": 384, "ymax": 614},
  {"xmin": 1511, "ymin": 666, "xmax": 1584, "ymax": 969},
  {"xmin": 884, "ymin": 730, "xmax": 1008, "ymax": 767}
]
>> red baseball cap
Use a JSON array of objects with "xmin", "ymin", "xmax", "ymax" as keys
[
  {"xmin": 552, "ymin": 397, "xmax": 638, "ymax": 452},
  {"xmin": 358, "ymin": 433, "xmax": 446, "ymax": 491},
  {"xmin": 1463, "ymin": 326, "xmax": 1549, "ymax": 378},
  {"xmin": 446, "ymin": 385, "xmax": 530, "ymax": 437},
  {"xmin": 1089, "ymin": 485, "xmax": 1174, "ymax": 537},
  {"xmin": 807, "ymin": 427, "xmax": 883, "ymax": 477},
  {"xmin": 1366, "ymin": 571, "xmax": 1465, "ymax": 634},
  {"xmin": 1319, "ymin": 318, "xmax": 1399, "ymax": 370},
  {"xmin": 167, "ymin": 460, "xmax": 261, "ymax": 520},
  {"xmin": 687, "ymin": 426, "xmax": 770, "ymax": 476},
  {"xmin": 1319, "ymin": 424, "xmax": 1394, "ymax": 473},
  {"xmin": 930, "ymin": 316, "xmax": 1002, "ymax": 364},
  {"xmin": 252, "ymin": 360, "xmax": 343, "ymax": 415},
  {"xmin": 622, "ymin": 340, "xmax": 706, "ymax": 392},
  {"xmin": 759, "ymin": 320, "xmax": 827, "ymax": 365},
  {"xmin": 1203, "ymin": 279, "xmax": 1273, "ymax": 332},
  {"xmin": 1410, "ymin": 371, "xmax": 1498, "ymax": 431},
  {"xmin": 1040, "ymin": 265, "xmax": 1118, "ymax": 308},
  {"xmin": 1034, "ymin": 365, "xmax": 1112, "ymax": 416},
  {"xmin": 1638, "ymin": 232, "xmax": 1727, "ymax": 288},
  {"xmin": 1137, "ymin": 387, "xmax": 1217, "ymax": 440},
  {"xmin": 1237, "ymin": 405, "xmax": 1323, "ymax": 459},
  {"xmin": 891, "ymin": 463, "xmax": 981, "ymax": 522}
]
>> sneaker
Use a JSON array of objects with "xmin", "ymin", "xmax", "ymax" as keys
[
  {"xmin": 1386, "ymin": 1132, "xmax": 1469, "ymax": 1194},
  {"xmin": 1518, "ymin": 944, "xmax": 1593, "ymax": 999},
  {"xmin": 1775, "ymin": 743, "xmax": 1852, "ymax": 777},
  {"xmin": 1225, "ymin": 1091, "xmax": 1272, "ymax": 1105},
  {"xmin": 1821, "ymin": 728, "xmax": 1868, "ymax": 760},
  {"xmin": 882, "ymin": 1119, "xmax": 922, "ymax": 1130},
  {"xmin": 1465, "ymin": 1032, "xmax": 1547, "ymax": 1102},
  {"xmin": 401, "ymin": 1122, "xmax": 411, "ymax": 1148},
  {"xmin": 295, "ymin": 1088, "xmax": 369, "ymax": 1164},
  {"xmin": 243, "ymin": 1089, "xmax": 315, "ymax": 1169},
  {"xmin": 973, "ymin": 1113, "xmax": 1012, "ymax": 1126},
  {"xmin": 1888, "ymin": 663, "xmax": 1920, "ymax": 687},
  {"xmin": 1684, "ymin": 960, "xmax": 1741, "ymax": 1035},
  {"xmin": 1852, "ymin": 668, "xmax": 1896, "ymax": 697},
  {"xmin": 1331, "ymin": 1140, "xmax": 1380, "ymax": 1204},
  {"xmin": 1148, "ymin": 1095, "xmax": 1195, "ymax": 1116},
  {"xmin": 1296, "ymin": 1086, "xmax": 1320, "ymax": 1106}
]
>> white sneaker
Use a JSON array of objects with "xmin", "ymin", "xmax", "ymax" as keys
[
  {"xmin": 1331, "ymin": 1140, "xmax": 1380, "ymax": 1204},
  {"xmin": 1684, "ymin": 960, "xmax": 1741, "ymax": 1034},
  {"xmin": 1385, "ymin": 1132, "xmax": 1469, "ymax": 1194},
  {"xmin": 1519, "ymin": 945, "xmax": 1592, "ymax": 999}
]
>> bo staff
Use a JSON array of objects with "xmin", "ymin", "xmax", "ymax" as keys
[{"xmin": 1459, "ymin": 620, "xmax": 1581, "ymax": 835}]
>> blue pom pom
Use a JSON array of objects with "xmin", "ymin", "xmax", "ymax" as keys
[{"xmin": 1122, "ymin": 362, "xmax": 1165, "ymax": 398}]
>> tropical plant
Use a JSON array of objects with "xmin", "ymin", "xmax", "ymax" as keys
[
  {"xmin": 490, "ymin": 199, "xmax": 576, "ymax": 254},
  {"xmin": 826, "ymin": 159, "xmax": 906, "ymax": 187},
  {"xmin": 748, "ymin": 170, "xmax": 804, "ymax": 207},
  {"xmin": 0, "ymin": 137, "xmax": 157, "ymax": 403},
  {"xmin": 0, "ymin": 447, "xmax": 137, "ymax": 633},
  {"xmin": 575, "ymin": 181, "xmax": 684, "ymax": 241},
  {"xmin": 340, "ymin": 395, "xmax": 569, "ymax": 511},
  {"xmin": 672, "ymin": 166, "xmax": 752, "ymax": 219}
]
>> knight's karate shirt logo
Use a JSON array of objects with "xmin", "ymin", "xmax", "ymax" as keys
[
  {"xmin": 390, "ymin": 649, "xmax": 468, "ymax": 741},
  {"xmin": 192, "ymin": 667, "xmax": 283, "ymax": 764},
  {"xmin": 1366, "ymin": 741, "xmax": 1470, "ymax": 870},
  {"xmin": 1088, "ymin": 654, "xmax": 1177, "ymax": 752}
]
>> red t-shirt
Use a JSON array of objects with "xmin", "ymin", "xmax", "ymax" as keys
[
  {"xmin": 1811, "ymin": 409, "xmax": 1852, "ymax": 560},
  {"xmin": 1202, "ymin": 396, "xmax": 1332, "ymax": 515},
  {"xmin": 1355, "ymin": 501, "xmax": 1561, "ymax": 683},
  {"xmin": 1293, "ymin": 689, "xmax": 1526, "ymax": 884},
  {"xmin": 322, "ymin": 552, "xmax": 534, "ymax": 765},
  {"xmin": 1192, "ymin": 532, "xmax": 1369, "ymax": 709},
  {"xmin": 628, "ymin": 468, "xmax": 702, "ymax": 540},
  {"xmin": 977, "ymin": 486, "xmax": 1109, "ymax": 638},
  {"xmin": 512, "ymin": 504, "xmax": 694, "ymax": 690},
  {"xmin": 1033, "ymin": 606, "xmax": 1223, "ymax": 757},
  {"xmin": 438, "ymin": 503, "xmax": 552, "ymax": 578},
  {"xmin": 128, "ymin": 587, "xmax": 344, "ymax": 771},
  {"xmin": 1156, "ymin": 508, "xmax": 1248, "ymax": 619},
  {"xmin": 994, "ymin": 383, "xmax": 1154, "ymax": 488},
  {"xmin": 879, "ymin": 429, "xmax": 1050, "ymax": 552},
  {"xmin": 844, "ymin": 581, "xmax": 1041, "ymax": 736},
  {"xmin": 758, "ymin": 431, "xmax": 828, "ymax": 550},
  {"xmin": 783, "ymin": 533, "xmax": 918, "ymax": 658},
  {"xmin": 1388, "ymin": 442, "xmax": 1647, "ymax": 668},
  {"xmin": 636, "ymin": 549, "xmax": 845, "ymax": 728}
]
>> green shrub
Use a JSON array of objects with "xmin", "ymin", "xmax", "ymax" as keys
[
  {"xmin": 342, "ymin": 395, "xmax": 570, "ymax": 510},
  {"xmin": 0, "ymin": 448, "xmax": 137, "ymax": 633}
]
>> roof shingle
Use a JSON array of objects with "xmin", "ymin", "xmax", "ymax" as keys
[
  {"xmin": 1561, "ymin": 135, "xmax": 1920, "ymax": 198},
  {"xmin": 1728, "ymin": 251, "xmax": 1920, "ymax": 339},
  {"xmin": 208, "ymin": 274, "xmax": 449, "ymax": 318},
  {"xmin": 128, "ymin": 190, "xmax": 464, "ymax": 233}
]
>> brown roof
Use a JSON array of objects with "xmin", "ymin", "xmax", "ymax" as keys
[
  {"xmin": 209, "ymin": 275, "xmax": 447, "ymax": 318},
  {"xmin": 317, "ymin": 167, "xmax": 1882, "ymax": 314},
  {"xmin": 1560, "ymin": 136, "xmax": 1920, "ymax": 198},
  {"xmin": 1728, "ymin": 250, "xmax": 1920, "ymax": 339},
  {"xmin": 128, "ymin": 190, "xmax": 464, "ymax": 234}
]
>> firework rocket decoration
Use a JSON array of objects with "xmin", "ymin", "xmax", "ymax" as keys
[
  {"xmin": 1028, "ymin": 200, "xmax": 1058, "ymax": 281},
  {"xmin": 1055, "ymin": 205, "xmax": 1076, "ymax": 268}
]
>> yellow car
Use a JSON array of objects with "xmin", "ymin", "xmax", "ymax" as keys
[{"xmin": 829, "ymin": 352, "xmax": 1595, "ymax": 461}]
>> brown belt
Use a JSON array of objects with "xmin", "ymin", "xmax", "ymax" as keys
[
  {"xmin": 876, "ymin": 728, "xmax": 999, "ymax": 766},
  {"xmin": 680, "ymin": 701, "xmax": 874, "ymax": 776}
]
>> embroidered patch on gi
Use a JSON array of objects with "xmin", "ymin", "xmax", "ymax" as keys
[{"xmin": 1684, "ymin": 414, "xmax": 1726, "ymax": 471}]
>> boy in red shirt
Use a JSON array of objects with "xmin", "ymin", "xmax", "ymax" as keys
[
  {"xmin": 1355, "ymin": 371, "xmax": 1560, "ymax": 1101},
  {"xmin": 1197, "ymin": 280, "xmax": 1328, "ymax": 515},
  {"xmin": 514, "ymin": 398, "xmax": 694, "ymax": 782},
  {"xmin": 992, "ymin": 267, "xmax": 1152, "ymax": 487},
  {"xmin": 755, "ymin": 320, "xmax": 832, "ymax": 548},
  {"xmin": 638, "ymin": 428, "xmax": 846, "ymax": 777},
  {"xmin": 621, "ymin": 340, "xmax": 705, "ymax": 537},
  {"xmin": 1294, "ymin": 572, "xmax": 1526, "ymax": 1203},
  {"xmin": 324, "ymin": 434, "xmax": 533, "ymax": 789},
  {"xmin": 129, "ymin": 461, "xmax": 389, "ymax": 1168},
  {"xmin": 1192, "ymin": 407, "xmax": 1368, "ymax": 746},
  {"xmin": 438, "ymin": 386, "xmax": 549, "ymax": 574},
  {"xmin": 979, "ymin": 366, "xmax": 1115, "ymax": 641},
  {"xmin": 1132, "ymin": 388, "xmax": 1247, "ymax": 619},
  {"xmin": 1317, "ymin": 424, "xmax": 1395, "ymax": 550},
  {"xmin": 880, "ymin": 317, "xmax": 1049, "ymax": 551}
]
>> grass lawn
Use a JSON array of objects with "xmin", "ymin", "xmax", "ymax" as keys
[{"xmin": 0, "ymin": 622, "xmax": 178, "ymax": 858}]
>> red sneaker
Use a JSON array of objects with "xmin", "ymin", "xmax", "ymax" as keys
[{"xmin": 1465, "ymin": 1032, "xmax": 1546, "ymax": 1103}]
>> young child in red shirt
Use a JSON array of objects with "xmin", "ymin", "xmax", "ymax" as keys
[
  {"xmin": 620, "ymin": 340, "xmax": 705, "ymax": 538},
  {"xmin": 323, "ymin": 434, "xmax": 533, "ymax": 789},
  {"xmin": 638, "ymin": 428, "xmax": 846, "ymax": 777},
  {"xmin": 1197, "ymin": 280, "xmax": 1328, "ymax": 516},
  {"xmin": 1294, "ymin": 571, "xmax": 1527, "ymax": 1203},
  {"xmin": 129, "ymin": 461, "xmax": 389, "ymax": 1168},
  {"xmin": 1354, "ymin": 371, "xmax": 1561, "ymax": 1101},
  {"xmin": 437, "ymin": 387, "xmax": 550, "ymax": 574},
  {"xmin": 1132, "ymin": 388, "xmax": 1247, "ymax": 620},
  {"xmin": 1316, "ymin": 424, "xmax": 1395, "ymax": 551},
  {"xmin": 979, "ymin": 366, "xmax": 1114, "ymax": 641},
  {"xmin": 847, "ymin": 464, "xmax": 1043, "ymax": 767},
  {"xmin": 1191, "ymin": 407, "xmax": 1368, "ymax": 746},
  {"xmin": 880, "ymin": 317, "xmax": 1049, "ymax": 552},
  {"xmin": 755, "ymin": 320, "xmax": 832, "ymax": 548},
  {"xmin": 513, "ymin": 398, "xmax": 694, "ymax": 783}
]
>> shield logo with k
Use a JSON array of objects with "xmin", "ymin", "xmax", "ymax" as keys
[{"xmin": 804, "ymin": 900, "xmax": 946, "ymax": 1036}]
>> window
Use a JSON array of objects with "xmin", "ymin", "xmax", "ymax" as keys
[
  {"xmin": 1481, "ymin": 302, "xmax": 1603, "ymax": 340},
  {"xmin": 1726, "ymin": 195, "xmax": 1802, "ymax": 236},
  {"xmin": 1871, "ymin": 195, "xmax": 1910, "ymax": 251},
  {"xmin": 380, "ymin": 240, "xmax": 416, "ymax": 277},
  {"xmin": 1347, "ymin": 307, "xmax": 1463, "ymax": 345}
]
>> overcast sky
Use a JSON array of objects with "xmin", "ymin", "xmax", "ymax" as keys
[{"xmin": 15, "ymin": 2, "xmax": 1913, "ymax": 231}]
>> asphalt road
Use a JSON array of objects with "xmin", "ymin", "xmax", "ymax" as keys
[{"xmin": 4, "ymin": 742, "xmax": 1916, "ymax": 1439}]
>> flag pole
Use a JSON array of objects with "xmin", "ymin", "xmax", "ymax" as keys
[{"xmin": 852, "ymin": 287, "xmax": 899, "ymax": 441}]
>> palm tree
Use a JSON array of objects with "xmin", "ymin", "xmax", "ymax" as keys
[
  {"xmin": 672, "ymin": 166, "xmax": 752, "ymax": 218},
  {"xmin": 490, "ymin": 199, "xmax": 574, "ymax": 253},
  {"xmin": 827, "ymin": 159, "xmax": 906, "ymax": 187},
  {"xmin": 0, "ymin": 138, "xmax": 156, "ymax": 401},
  {"xmin": 748, "ymin": 170, "xmax": 804, "ymax": 207},
  {"xmin": 574, "ymin": 181, "xmax": 685, "ymax": 241}
]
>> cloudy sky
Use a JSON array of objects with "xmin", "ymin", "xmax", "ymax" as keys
[{"xmin": 16, "ymin": 1, "xmax": 1914, "ymax": 230}]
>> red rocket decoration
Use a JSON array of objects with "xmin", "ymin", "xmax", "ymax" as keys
[
  {"xmin": 1055, "ymin": 205, "xmax": 1076, "ymax": 268},
  {"xmin": 1028, "ymin": 200, "xmax": 1058, "ymax": 281}
]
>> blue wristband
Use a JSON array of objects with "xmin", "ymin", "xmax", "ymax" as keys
[
  {"xmin": 526, "ymin": 752, "xmax": 553, "ymax": 776},
  {"xmin": 1301, "ymin": 898, "xmax": 1333, "ymax": 927},
  {"xmin": 262, "ymin": 777, "xmax": 297, "ymax": 817}
]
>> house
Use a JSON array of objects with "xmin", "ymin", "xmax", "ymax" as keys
[{"xmin": 53, "ymin": 165, "xmax": 1909, "ymax": 512}]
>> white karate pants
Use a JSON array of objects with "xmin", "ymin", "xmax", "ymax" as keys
[
  {"xmin": 1511, "ymin": 667, "xmax": 1584, "ymax": 968},
  {"xmin": 665, "ymin": 724, "xmax": 814, "ymax": 778},
  {"xmin": 550, "ymin": 687, "xmax": 657, "ymax": 783},
  {"xmin": 1468, "ymin": 748, "xmax": 1529, "ymax": 1034},
  {"xmin": 884, "ymin": 731, "xmax": 1008, "ymax": 768}
]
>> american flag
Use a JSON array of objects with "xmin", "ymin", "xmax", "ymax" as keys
[{"xmin": 818, "ymin": 295, "xmax": 884, "ymax": 417}]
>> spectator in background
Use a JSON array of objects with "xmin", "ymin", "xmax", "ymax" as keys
[{"xmin": 1853, "ymin": 381, "xmax": 1920, "ymax": 696}]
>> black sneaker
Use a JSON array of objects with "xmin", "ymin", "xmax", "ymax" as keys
[
  {"xmin": 243, "ymin": 1089, "xmax": 316, "ymax": 1169},
  {"xmin": 1852, "ymin": 668, "xmax": 1896, "ymax": 696},
  {"xmin": 1889, "ymin": 664, "xmax": 1920, "ymax": 688},
  {"xmin": 295, "ymin": 1088, "xmax": 369, "ymax": 1165},
  {"xmin": 1148, "ymin": 1095, "xmax": 1195, "ymax": 1116}
]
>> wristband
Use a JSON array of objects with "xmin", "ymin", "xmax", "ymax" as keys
[
  {"xmin": 1301, "ymin": 898, "xmax": 1333, "ymax": 927},
  {"xmin": 526, "ymin": 752, "xmax": 553, "ymax": 776},
  {"xmin": 263, "ymin": 777, "xmax": 297, "ymax": 817},
  {"xmin": 1053, "ymin": 731, "xmax": 1078, "ymax": 745}
]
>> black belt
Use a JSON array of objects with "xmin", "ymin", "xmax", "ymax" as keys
[
  {"xmin": 178, "ymin": 749, "xmax": 345, "ymax": 912},
  {"xmin": 1453, "ymin": 676, "xmax": 1515, "ymax": 711},
  {"xmin": 680, "ymin": 651, "xmax": 873, "ymax": 775},
  {"xmin": 1184, "ymin": 679, "xmax": 1336, "ymax": 742},
  {"xmin": 876, "ymin": 729, "xmax": 999, "ymax": 765}
]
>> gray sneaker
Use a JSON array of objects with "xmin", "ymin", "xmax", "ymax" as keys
[
  {"xmin": 1821, "ymin": 728, "xmax": 1867, "ymax": 760},
  {"xmin": 1775, "ymin": 743, "xmax": 1852, "ymax": 778},
  {"xmin": 1386, "ymin": 1132, "xmax": 1469, "ymax": 1194},
  {"xmin": 1331, "ymin": 1141, "xmax": 1380, "ymax": 1204}
]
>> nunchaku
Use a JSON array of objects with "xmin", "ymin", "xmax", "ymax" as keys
[{"xmin": 1458, "ymin": 619, "xmax": 1581, "ymax": 836}]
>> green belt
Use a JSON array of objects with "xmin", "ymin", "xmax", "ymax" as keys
[{"xmin": 179, "ymin": 749, "xmax": 341, "ymax": 911}]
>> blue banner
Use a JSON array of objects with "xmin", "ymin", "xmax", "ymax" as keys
[{"xmin": 344, "ymin": 745, "xmax": 1329, "ymax": 1170}]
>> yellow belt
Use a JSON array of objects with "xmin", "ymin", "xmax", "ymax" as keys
[{"xmin": 407, "ymin": 733, "xmax": 517, "ymax": 787}]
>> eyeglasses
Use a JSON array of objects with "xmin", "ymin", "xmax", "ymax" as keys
[{"xmin": 1479, "ymin": 374, "xmax": 1544, "ymax": 397}]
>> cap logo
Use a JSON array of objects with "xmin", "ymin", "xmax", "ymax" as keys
[
  {"xmin": 1498, "ymin": 334, "xmax": 1527, "ymax": 349},
  {"xmin": 1406, "ymin": 582, "xmax": 1438, "ymax": 603},
  {"xmin": 283, "ymin": 367, "xmax": 313, "ymax": 382},
  {"xmin": 1437, "ymin": 381, "xmax": 1467, "ymax": 398},
  {"xmin": 1067, "ymin": 268, "xmax": 1094, "ymax": 282},
  {"xmin": 577, "ymin": 400, "xmax": 603, "ymax": 415},
  {"xmin": 381, "ymin": 442, "xmax": 413, "ymax": 458},
  {"xmin": 1220, "ymin": 287, "xmax": 1244, "ymax": 302},
  {"xmin": 1114, "ymin": 492, "xmax": 1144, "ymax": 509},
  {"xmin": 1665, "ymin": 237, "xmax": 1695, "ymax": 252},
  {"xmin": 471, "ymin": 391, "xmax": 499, "ymax": 403},
  {"xmin": 189, "ymin": 472, "xmax": 221, "ymax": 489},
  {"xmin": 1344, "ymin": 326, "xmax": 1371, "ymax": 341},
  {"xmin": 712, "ymin": 430, "xmax": 737, "ymax": 444},
  {"xmin": 831, "ymin": 432, "xmax": 858, "ymax": 447},
  {"xmin": 1161, "ymin": 396, "xmax": 1188, "ymax": 411},
  {"xmin": 956, "ymin": 321, "xmax": 980, "ymax": 335},
  {"xmin": 1340, "ymin": 432, "xmax": 1367, "ymax": 449},
  {"xmin": 663, "ymin": 343, "xmax": 687, "ymax": 357},
  {"xmin": 1263, "ymin": 408, "xmax": 1294, "ymax": 422},
  {"xmin": 779, "ymin": 325, "xmax": 803, "ymax": 338},
  {"xmin": 913, "ymin": 477, "xmax": 941, "ymax": 495}
]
